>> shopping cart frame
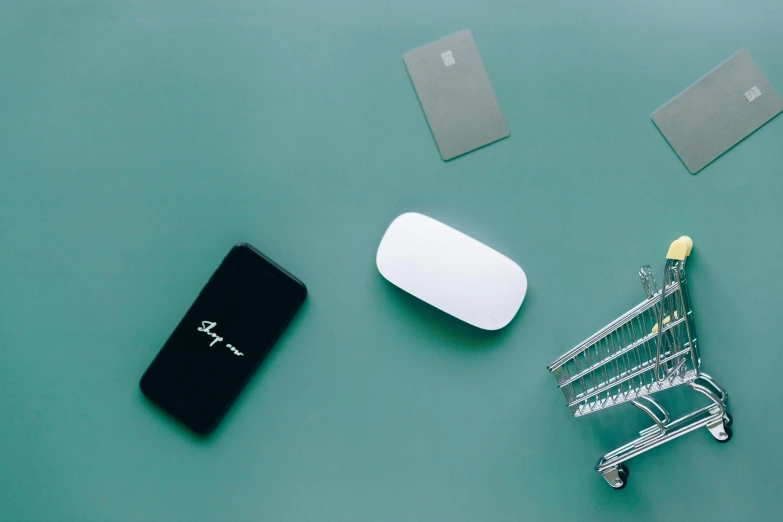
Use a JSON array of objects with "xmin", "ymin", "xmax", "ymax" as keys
[{"xmin": 547, "ymin": 237, "xmax": 732, "ymax": 489}]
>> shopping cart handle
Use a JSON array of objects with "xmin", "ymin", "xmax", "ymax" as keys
[{"xmin": 666, "ymin": 236, "xmax": 693, "ymax": 261}]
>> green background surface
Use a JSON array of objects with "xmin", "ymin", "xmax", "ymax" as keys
[{"xmin": 2, "ymin": 1, "xmax": 782, "ymax": 520}]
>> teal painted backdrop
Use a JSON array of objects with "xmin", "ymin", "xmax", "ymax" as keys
[{"xmin": 2, "ymin": 1, "xmax": 782, "ymax": 520}]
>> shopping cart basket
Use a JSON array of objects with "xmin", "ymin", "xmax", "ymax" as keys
[{"xmin": 547, "ymin": 236, "xmax": 731, "ymax": 489}]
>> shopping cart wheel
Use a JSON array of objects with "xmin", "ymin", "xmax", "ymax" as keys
[
  {"xmin": 615, "ymin": 465, "xmax": 629, "ymax": 490},
  {"xmin": 707, "ymin": 420, "xmax": 732, "ymax": 443},
  {"xmin": 603, "ymin": 464, "xmax": 629, "ymax": 490},
  {"xmin": 715, "ymin": 426, "xmax": 733, "ymax": 443}
]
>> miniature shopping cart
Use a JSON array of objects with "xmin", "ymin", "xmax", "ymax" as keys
[{"xmin": 547, "ymin": 236, "xmax": 732, "ymax": 489}]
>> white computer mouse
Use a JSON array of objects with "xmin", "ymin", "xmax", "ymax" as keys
[{"xmin": 376, "ymin": 212, "xmax": 527, "ymax": 330}]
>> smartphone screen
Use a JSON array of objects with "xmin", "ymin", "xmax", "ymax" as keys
[{"xmin": 140, "ymin": 243, "xmax": 307, "ymax": 435}]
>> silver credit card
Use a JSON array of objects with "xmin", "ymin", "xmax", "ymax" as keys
[
  {"xmin": 404, "ymin": 30, "xmax": 510, "ymax": 161},
  {"xmin": 652, "ymin": 50, "xmax": 783, "ymax": 173}
]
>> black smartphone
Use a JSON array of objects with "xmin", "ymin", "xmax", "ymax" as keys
[{"xmin": 140, "ymin": 243, "xmax": 307, "ymax": 435}]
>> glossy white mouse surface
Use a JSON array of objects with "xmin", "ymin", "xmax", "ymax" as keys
[{"xmin": 376, "ymin": 212, "xmax": 527, "ymax": 330}]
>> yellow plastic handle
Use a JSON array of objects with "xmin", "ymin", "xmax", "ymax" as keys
[{"xmin": 666, "ymin": 236, "xmax": 693, "ymax": 261}]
